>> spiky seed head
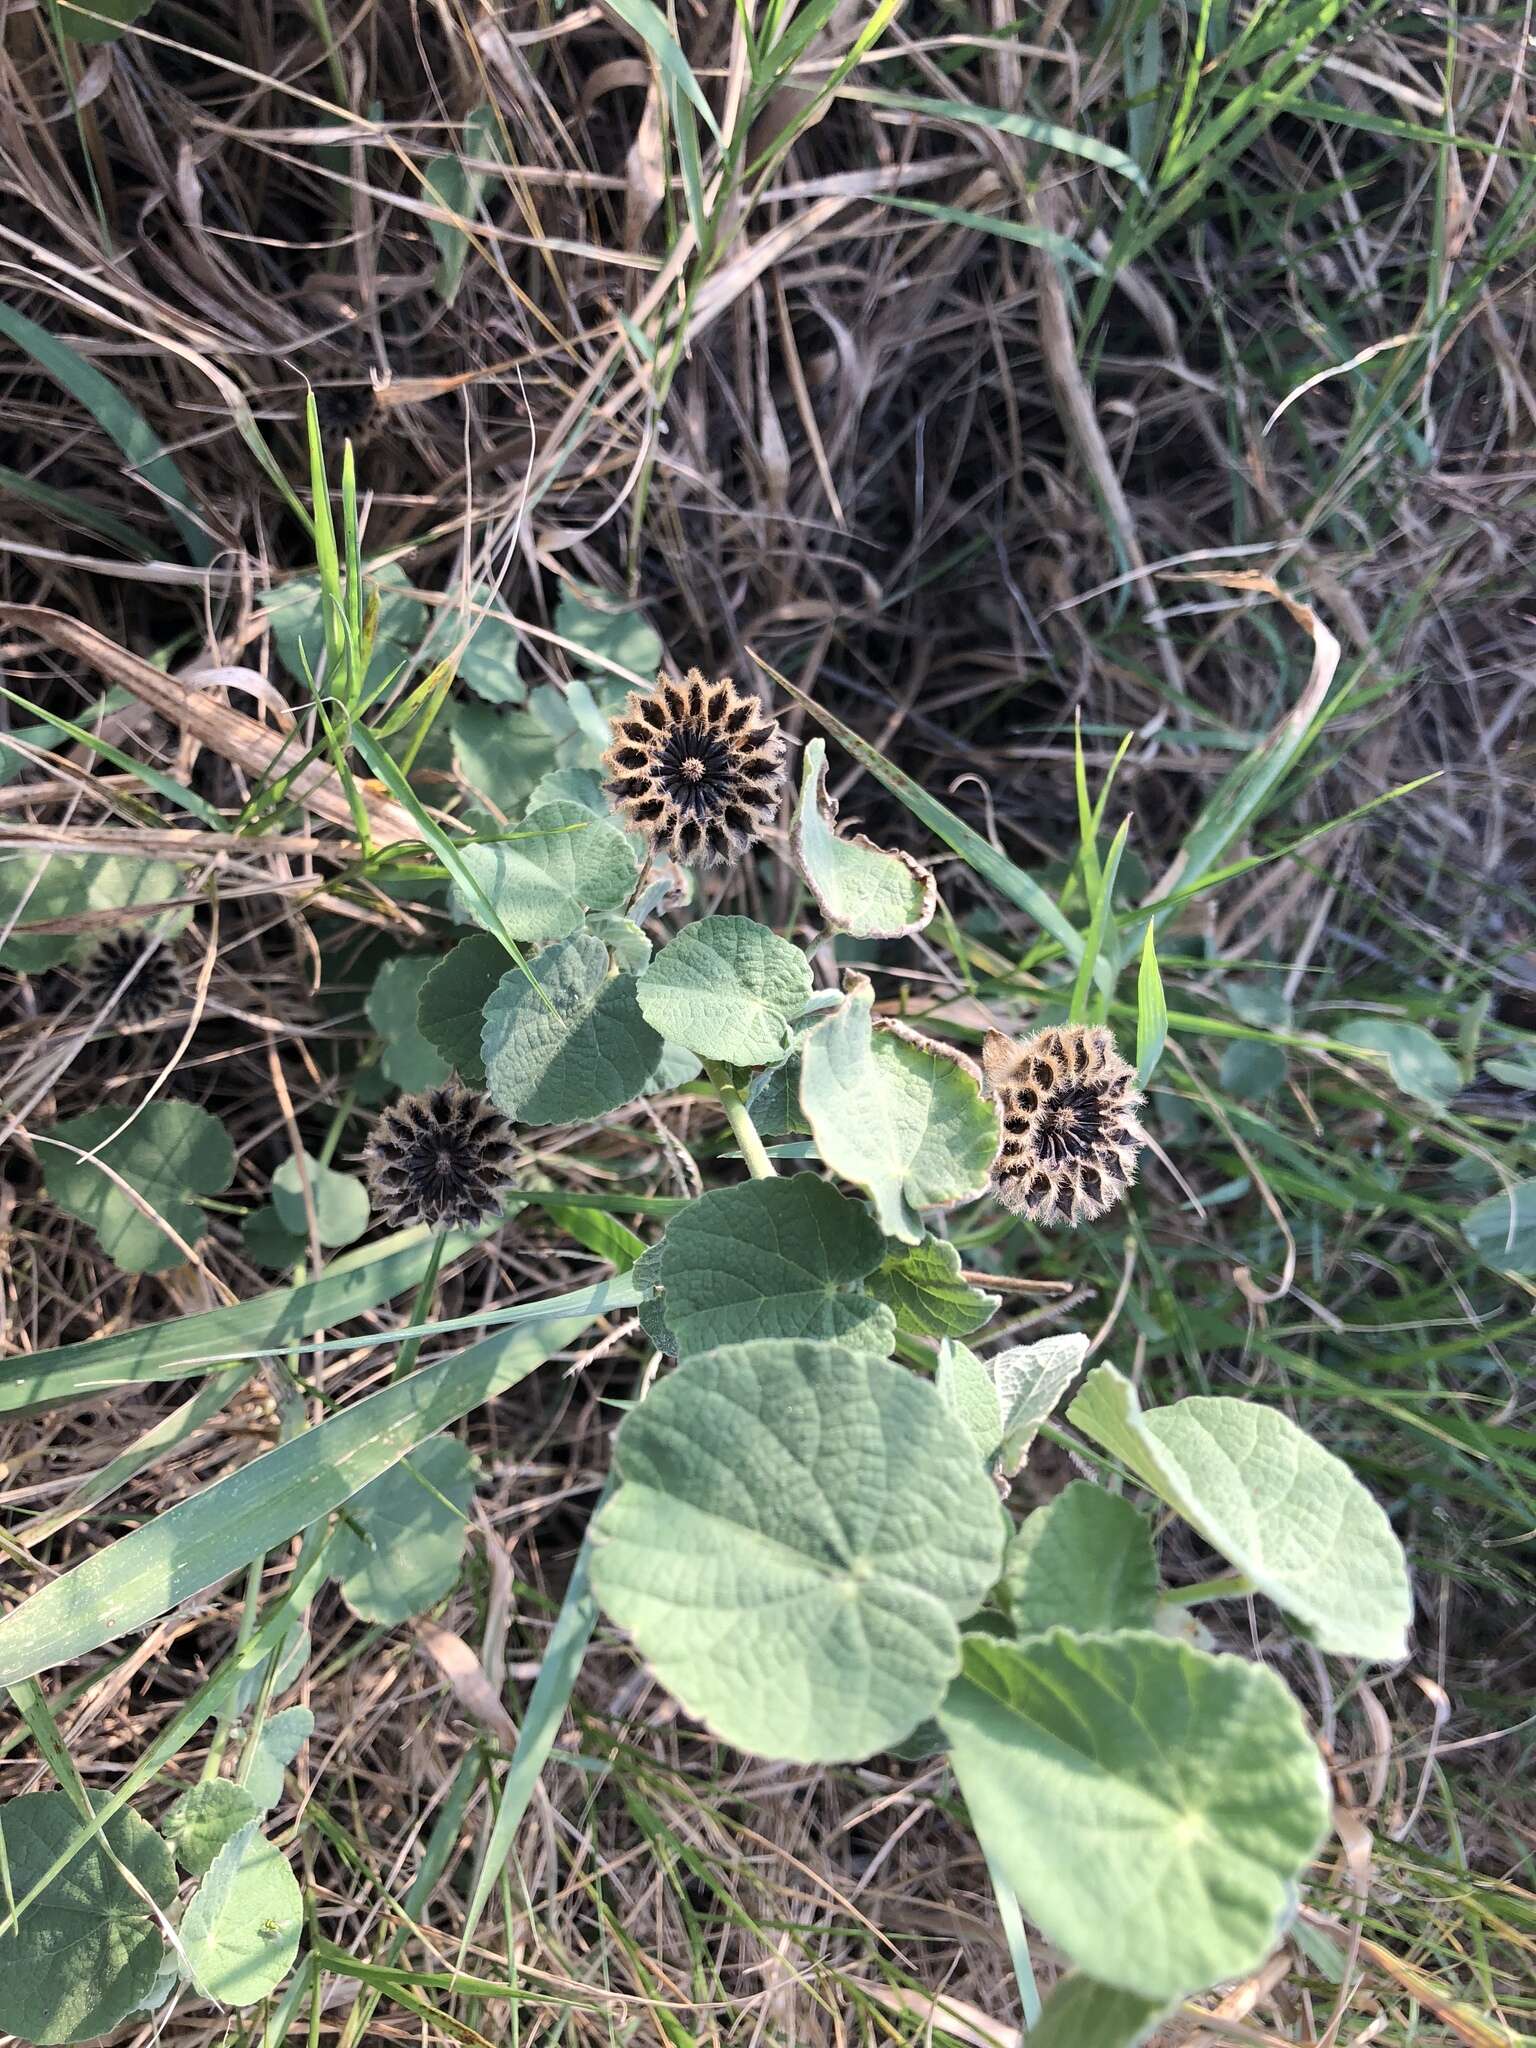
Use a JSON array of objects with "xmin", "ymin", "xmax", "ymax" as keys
[
  {"xmin": 81, "ymin": 933, "xmax": 181, "ymax": 1024},
  {"xmin": 983, "ymin": 1023, "xmax": 1146, "ymax": 1228},
  {"xmin": 601, "ymin": 668, "xmax": 786, "ymax": 867},
  {"xmin": 362, "ymin": 1083, "xmax": 518, "ymax": 1231}
]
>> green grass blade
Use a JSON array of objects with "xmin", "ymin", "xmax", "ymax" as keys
[
  {"xmin": 1135, "ymin": 924, "xmax": 1168, "ymax": 1085},
  {"xmin": 843, "ymin": 86, "xmax": 1149, "ymax": 192},
  {"xmin": 866, "ymin": 194, "xmax": 1101, "ymax": 271},
  {"xmin": 0, "ymin": 682, "xmax": 227, "ymax": 828},
  {"xmin": 0, "ymin": 1277, "xmax": 634, "ymax": 1685},
  {"xmin": 0, "ymin": 464, "xmax": 156, "ymax": 559},
  {"xmin": 605, "ymin": 0, "xmax": 721, "ymax": 142},
  {"xmin": 1068, "ymin": 814, "xmax": 1129, "ymax": 1023},
  {"xmin": 0, "ymin": 300, "xmax": 213, "ymax": 565}
]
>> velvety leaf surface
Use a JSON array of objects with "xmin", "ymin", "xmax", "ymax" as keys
[
  {"xmin": 330, "ymin": 1433, "xmax": 479, "ymax": 1624},
  {"xmin": 868, "ymin": 1237, "xmax": 998, "ymax": 1337},
  {"xmin": 181, "ymin": 1824, "xmax": 303, "ymax": 2007},
  {"xmin": 416, "ymin": 932, "xmax": 508, "ymax": 1087},
  {"xmin": 481, "ymin": 933, "xmax": 660, "ymax": 1125},
  {"xmin": 367, "ymin": 954, "xmax": 452, "ymax": 1091},
  {"xmin": 1004, "ymin": 1483, "xmax": 1160, "ymax": 1636},
  {"xmin": 637, "ymin": 916, "xmax": 812, "ymax": 1068},
  {"xmin": 37, "ymin": 1102, "xmax": 236, "ymax": 1274},
  {"xmin": 789, "ymin": 737, "xmax": 936, "ymax": 938}
]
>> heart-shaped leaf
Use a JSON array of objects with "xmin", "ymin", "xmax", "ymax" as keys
[
  {"xmin": 799, "ymin": 976, "xmax": 999, "ymax": 1243},
  {"xmin": 790, "ymin": 737, "xmax": 936, "ymax": 938},
  {"xmin": 163, "ymin": 1780, "xmax": 261, "ymax": 1877},
  {"xmin": 637, "ymin": 916, "xmax": 813, "ymax": 1068},
  {"xmin": 330, "ymin": 1433, "xmax": 479, "ymax": 1624},
  {"xmin": 272, "ymin": 1153, "xmax": 370, "ymax": 1249},
  {"xmin": 455, "ymin": 801, "xmax": 639, "ymax": 942},
  {"xmin": 1335, "ymin": 1016, "xmax": 1461, "ymax": 1110},
  {"xmin": 554, "ymin": 583, "xmax": 663, "ymax": 679},
  {"xmin": 1004, "ymin": 1483, "xmax": 1159, "ymax": 1635},
  {"xmin": 482, "ymin": 933, "xmax": 661, "ymax": 1125},
  {"xmin": 367, "ymin": 955, "xmax": 452, "ymax": 1091},
  {"xmin": 448, "ymin": 699, "xmax": 558, "ymax": 817},
  {"xmin": 590, "ymin": 1339, "xmax": 1006, "ymax": 1761},
  {"xmin": 868, "ymin": 1237, "xmax": 999, "ymax": 1338},
  {"xmin": 416, "ymin": 932, "xmax": 506, "ymax": 1087},
  {"xmin": 37, "ymin": 1102, "xmax": 235, "ymax": 1274},
  {"xmin": 936, "ymin": 1332, "xmax": 1088, "ymax": 1475},
  {"xmin": 655, "ymin": 1177, "xmax": 895, "ymax": 1358},
  {"xmin": 1069, "ymin": 1364, "xmax": 1411, "ymax": 1660},
  {"xmin": 939, "ymin": 1630, "xmax": 1330, "ymax": 1998},
  {"xmin": 0, "ymin": 1792, "xmax": 177, "ymax": 2044},
  {"xmin": 181, "ymin": 1823, "xmax": 303, "ymax": 2007}
]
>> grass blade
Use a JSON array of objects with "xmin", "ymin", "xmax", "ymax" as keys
[
  {"xmin": 1135, "ymin": 924, "xmax": 1168, "ymax": 1086},
  {"xmin": 843, "ymin": 86, "xmax": 1149, "ymax": 192},
  {"xmin": 604, "ymin": 0, "xmax": 721, "ymax": 142},
  {"xmin": 1068, "ymin": 814, "xmax": 1129, "ymax": 1023},
  {"xmin": 867, "ymin": 194, "xmax": 1101, "ymax": 271}
]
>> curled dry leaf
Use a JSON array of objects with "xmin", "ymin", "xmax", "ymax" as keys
[{"xmin": 789, "ymin": 737, "xmax": 937, "ymax": 939}]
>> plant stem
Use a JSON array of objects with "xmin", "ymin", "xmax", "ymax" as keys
[
  {"xmin": 704, "ymin": 1060, "xmax": 776, "ymax": 1178},
  {"xmin": 388, "ymin": 1230, "xmax": 449, "ymax": 1383},
  {"xmin": 1162, "ymin": 1571, "xmax": 1256, "ymax": 1608}
]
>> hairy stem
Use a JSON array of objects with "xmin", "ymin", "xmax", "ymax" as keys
[{"xmin": 704, "ymin": 1060, "xmax": 777, "ymax": 1179}]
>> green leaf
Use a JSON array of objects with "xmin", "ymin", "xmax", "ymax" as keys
[
  {"xmin": 1487, "ymin": 1054, "xmax": 1536, "ymax": 1088},
  {"xmin": 423, "ymin": 105, "xmax": 503, "ymax": 307},
  {"xmin": 554, "ymin": 582, "xmax": 664, "ymax": 680},
  {"xmin": 867, "ymin": 193, "xmax": 1100, "ymax": 270},
  {"xmin": 37, "ymin": 1102, "xmax": 236, "ymax": 1275},
  {"xmin": 789, "ymin": 737, "xmax": 936, "ymax": 938},
  {"xmin": 331, "ymin": 1434, "xmax": 478, "ymax": 1624},
  {"xmin": 163, "ymin": 1780, "xmax": 260, "ymax": 1878},
  {"xmin": 868, "ymin": 1238, "xmax": 999, "ymax": 1338},
  {"xmin": 637, "ymin": 916, "xmax": 812, "ymax": 1068},
  {"xmin": 630, "ymin": 1240, "xmax": 677, "ymax": 1355},
  {"xmin": 0, "ymin": 1791, "xmax": 177, "ymax": 2044},
  {"xmin": 599, "ymin": 0, "xmax": 722, "ymax": 142},
  {"xmin": 1135, "ymin": 924, "xmax": 1168, "ymax": 1087},
  {"xmin": 1219, "ymin": 1038, "xmax": 1286, "ymax": 1100},
  {"xmin": 367, "ymin": 954, "xmax": 453, "ymax": 1091},
  {"xmin": 933, "ymin": 1341, "xmax": 1002, "ymax": 1463},
  {"xmin": 1223, "ymin": 980, "xmax": 1293, "ymax": 1032},
  {"xmin": 798, "ymin": 974, "xmax": 999, "ymax": 1243},
  {"xmin": 1069, "ymin": 1364, "xmax": 1411, "ymax": 1661},
  {"xmin": 0, "ymin": 852, "xmax": 190, "ymax": 972},
  {"xmin": 232, "ymin": 1623, "xmax": 310, "ymax": 1714},
  {"xmin": 1462, "ymin": 1180, "xmax": 1536, "ymax": 1273},
  {"xmin": 455, "ymin": 802, "xmax": 639, "ymax": 942},
  {"xmin": 845, "ymin": 85, "xmax": 1148, "ymax": 191},
  {"xmin": 181, "ymin": 1824, "xmax": 303, "ymax": 2007},
  {"xmin": 589, "ymin": 912, "xmax": 652, "ymax": 973},
  {"xmin": 1026, "ymin": 1974, "xmax": 1170, "ymax": 2048},
  {"xmin": 1335, "ymin": 1016, "xmax": 1461, "ymax": 1111},
  {"xmin": 54, "ymin": 0, "xmax": 155, "ymax": 41},
  {"xmin": 271, "ymin": 1153, "xmax": 370, "ymax": 1250},
  {"xmin": 240, "ymin": 1205, "xmax": 307, "ymax": 1271},
  {"xmin": 241, "ymin": 1706, "xmax": 313, "ymax": 1813},
  {"xmin": 416, "ymin": 933, "xmax": 506, "ymax": 1086},
  {"xmin": 939, "ymin": 1630, "xmax": 1330, "ymax": 1998},
  {"xmin": 1004, "ymin": 1484, "xmax": 1159, "ymax": 1635},
  {"xmin": 261, "ymin": 560, "xmax": 426, "ymax": 697},
  {"xmin": 591, "ymin": 1340, "xmax": 1006, "ymax": 1762},
  {"xmin": 745, "ymin": 1048, "xmax": 809, "ymax": 1137},
  {"xmin": 655, "ymin": 1178, "xmax": 895, "ymax": 1358},
  {"xmin": 448, "ymin": 699, "xmax": 558, "ymax": 816},
  {"xmin": 449, "ymin": 581, "xmax": 522, "ymax": 702},
  {"xmin": 935, "ymin": 1332, "xmax": 1088, "ymax": 1474},
  {"xmin": 481, "ymin": 934, "xmax": 660, "ymax": 1125}
]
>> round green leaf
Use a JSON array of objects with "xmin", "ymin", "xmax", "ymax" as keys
[
  {"xmin": 330, "ymin": 1433, "xmax": 478, "ymax": 1624},
  {"xmin": 790, "ymin": 737, "xmax": 936, "ymax": 938},
  {"xmin": 590, "ymin": 1339, "xmax": 1007, "ymax": 1762},
  {"xmin": 1027, "ymin": 1974, "xmax": 1170, "ymax": 2048},
  {"xmin": 655, "ymin": 1177, "xmax": 895, "ymax": 1358},
  {"xmin": 636, "ymin": 916, "xmax": 813, "ymax": 1067},
  {"xmin": 1004, "ymin": 1483, "xmax": 1159, "ymax": 1636},
  {"xmin": 936, "ymin": 1332, "xmax": 1088, "ymax": 1476},
  {"xmin": 868, "ymin": 1237, "xmax": 999, "ymax": 1338},
  {"xmin": 799, "ymin": 975, "xmax": 999, "ymax": 1243},
  {"xmin": 1335, "ymin": 1016, "xmax": 1461, "ymax": 1110},
  {"xmin": 1069, "ymin": 1364, "xmax": 1411, "ymax": 1661},
  {"xmin": 0, "ymin": 1791, "xmax": 177, "ymax": 2045},
  {"xmin": 554, "ymin": 583, "xmax": 663, "ymax": 679},
  {"xmin": 455, "ymin": 802, "xmax": 639, "ymax": 942},
  {"xmin": 448, "ymin": 699, "xmax": 558, "ymax": 816},
  {"xmin": 163, "ymin": 1780, "xmax": 260, "ymax": 1877},
  {"xmin": 416, "ymin": 932, "xmax": 507, "ymax": 1087},
  {"xmin": 1219, "ymin": 1038, "xmax": 1286, "ymax": 1100},
  {"xmin": 939, "ymin": 1630, "xmax": 1331, "ymax": 1999},
  {"xmin": 481, "ymin": 934, "xmax": 661, "ymax": 1126},
  {"xmin": 367, "ymin": 955, "xmax": 453, "ymax": 1091},
  {"xmin": 242, "ymin": 1705, "xmax": 314, "ymax": 1812},
  {"xmin": 181, "ymin": 1824, "xmax": 303, "ymax": 2007},
  {"xmin": 1462, "ymin": 1180, "xmax": 1536, "ymax": 1273},
  {"xmin": 272, "ymin": 1153, "xmax": 370, "ymax": 1249},
  {"xmin": 0, "ymin": 853, "xmax": 191, "ymax": 971},
  {"xmin": 456, "ymin": 582, "xmax": 523, "ymax": 702},
  {"xmin": 241, "ymin": 1205, "xmax": 307, "ymax": 1270},
  {"xmin": 36, "ymin": 1102, "xmax": 235, "ymax": 1275}
]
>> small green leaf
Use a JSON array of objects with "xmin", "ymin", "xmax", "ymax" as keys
[
  {"xmin": 455, "ymin": 802, "xmax": 639, "ymax": 942},
  {"xmin": 448, "ymin": 699, "xmax": 558, "ymax": 816},
  {"xmin": 656, "ymin": 1178, "xmax": 895, "ymax": 1358},
  {"xmin": 746, "ymin": 1049, "xmax": 809, "ymax": 1137},
  {"xmin": 1219, "ymin": 1038, "xmax": 1286, "ymax": 1100},
  {"xmin": 481, "ymin": 934, "xmax": 661, "ymax": 1125},
  {"xmin": 241, "ymin": 1706, "xmax": 313, "ymax": 1813},
  {"xmin": 591, "ymin": 1339, "xmax": 1007, "ymax": 1761},
  {"xmin": 1134, "ymin": 924, "xmax": 1168, "ymax": 1087},
  {"xmin": 1069, "ymin": 1364, "xmax": 1411, "ymax": 1661},
  {"xmin": 0, "ymin": 853, "xmax": 190, "ymax": 972},
  {"xmin": 1004, "ymin": 1483, "xmax": 1159, "ymax": 1635},
  {"xmin": 789, "ymin": 737, "xmax": 936, "ymax": 938},
  {"xmin": 37, "ymin": 1103, "xmax": 235, "ymax": 1275},
  {"xmin": 0, "ymin": 1791, "xmax": 177, "ymax": 2045},
  {"xmin": 1027, "ymin": 1974, "xmax": 1170, "ymax": 2047},
  {"xmin": 423, "ymin": 106, "xmax": 503, "ymax": 306},
  {"xmin": 630, "ymin": 1240, "xmax": 677, "ymax": 1355},
  {"xmin": 934, "ymin": 1341, "xmax": 1002, "ymax": 1462},
  {"xmin": 939, "ymin": 1630, "xmax": 1330, "ymax": 1998},
  {"xmin": 261, "ymin": 560, "xmax": 426, "ymax": 698},
  {"xmin": 233, "ymin": 1624, "xmax": 309, "ymax": 1713},
  {"xmin": 868, "ymin": 1238, "xmax": 999, "ymax": 1338},
  {"xmin": 54, "ymin": 0, "xmax": 154, "ymax": 43},
  {"xmin": 528, "ymin": 765, "xmax": 609, "ymax": 813},
  {"xmin": 451, "ymin": 581, "xmax": 523, "ymax": 702},
  {"xmin": 589, "ymin": 912, "xmax": 652, "ymax": 973},
  {"xmin": 181, "ymin": 1824, "xmax": 303, "ymax": 2007},
  {"xmin": 554, "ymin": 583, "xmax": 664, "ymax": 679},
  {"xmin": 1223, "ymin": 980, "xmax": 1292, "ymax": 1032},
  {"xmin": 637, "ymin": 916, "xmax": 813, "ymax": 1068},
  {"xmin": 368, "ymin": 954, "xmax": 453, "ymax": 1092},
  {"xmin": 798, "ymin": 974, "xmax": 999, "ymax": 1243},
  {"xmin": 163, "ymin": 1780, "xmax": 260, "ymax": 1877},
  {"xmin": 240, "ymin": 1205, "xmax": 307, "ymax": 1271},
  {"xmin": 271, "ymin": 1153, "xmax": 370, "ymax": 1250},
  {"xmin": 1335, "ymin": 1016, "xmax": 1461, "ymax": 1111},
  {"xmin": 331, "ymin": 1434, "xmax": 478, "ymax": 1624},
  {"xmin": 935, "ymin": 1331, "xmax": 1088, "ymax": 1473},
  {"xmin": 416, "ymin": 932, "xmax": 506, "ymax": 1087},
  {"xmin": 1463, "ymin": 1180, "xmax": 1536, "ymax": 1272}
]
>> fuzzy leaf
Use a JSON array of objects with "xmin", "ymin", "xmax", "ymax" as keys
[
  {"xmin": 590, "ymin": 1339, "xmax": 1007, "ymax": 1761},
  {"xmin": 555, "ymin": 583, "xmax": 663, "ymax": 679},
  {"xmin": 367, "ymin": 954, "xmax": 453, "ymax": 1091},
  {"xmin": 637, "ymin": 916, "xmax": 813, "ymax": 1068},
  {"xmin": 1004, "ymin": 1483, "xmax": 1159, "ymax": 1635},
  {"xmin": 1462, "ymin": 1180, "xmax": 1536, "ymax": 1273},
  {"xmin": 180, "ymin": 1823, "xmax": 303, "ymax": 2007},
  {"xmin": 1069, "ymin": 1364, "xmax": 1412, "ymax": 1660},
  {"xmin": 0, "ymin": 1791, "xmax": 177, "ymax": 2045},
  {"xmin": 789, "ymin": 737, "xmax": 936, "ymax": 938},
  {"xmin": 868, "ymin": 1237, "xmax": 999, "ymax": 1338},
  {"xmin": 416, "ymin": 932, "xmax": 507, "ymax": 1087},
  {"xmin": 1336, "ymin": 1016, "xmax": 1461, "ymax": 1111},
  {"xmin": 799, "ymin": 975, "xmax": 999, "ymax": 1242},
  {"xmin": 163, "ymin": 1780, "xmax": 260, "ymax": 1878},
  {"xmin": 240, "ymin": 1205, "xmax": 307, "ymax": 1270},
  {"xmin": 455, "ymin": 801, "xmax": 639, "ymax": 942},
  {"xmin": 448, "ymin": 699, "xmax": 558, "ymax": 816},
  {"xmin": 939, "ymin": 1630, "xmax": 1330, "ymax": 1998},
  {"xmin": 241, "ymin": 1706, "xmax": 314, "ymax": 1813},
  {"xmin": 272, "ymin": 1152, "xmax": 370, "ymax": 1250},
  {"xmin": 1219, "ymin": 1038, "xmax": 1286, "ymax": 1100},
  {"xmin": 37, "ymin": 1102, "xmax": 235, "ymax": 1275},
  {"xmin": 935, "ymin": 1332, "xmax": 1088, "ymax": 1475},
  {"xmin": 1028, "ymin": 1977, "xmax": 1170, "ymax": 2048},
  {"xmin": 481, "ymin": 933, "xmax": 661, "ymax": 1125},
  {"xmin": 655, "ymin": 1177, "xmax": 894, "ymax": 1358},
  {"xmin": 453, "ymin": 580, "xmax": 523, "ymax": 702},
  {"xmin": 330, "ymin": 1434, "xmax": 478, "ymax": 1624},
  {"xmin": 0, "ymin": 852, "xmax": 190, "ymax": 972}
]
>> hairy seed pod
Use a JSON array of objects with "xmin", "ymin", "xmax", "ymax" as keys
[
  {"xmin": 601, "ymin": 668, "xmax": 786, "ymax": 867},
  {"xmin": 81, "ymin": 934, "xmax": 182, "ymax": 1024},
  {"xmin": 983, "ymin": 1023, "xmax": 1146, "ymax": 1228},
  {"xmin": 362, "ymin": 1083, "xmax": 518, "ymax": 1231}
]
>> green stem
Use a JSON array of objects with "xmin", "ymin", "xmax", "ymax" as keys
[
  {"xmin": 1162, "ymin": 1571, "xmax": 1255, "ymax": 1608},
  {"xmin": 704, "ymin": 1060, "xmax": 776, "ymax": 1179},
  {"xmin": 389, "ymin": 1231, "xmax": 448, "ymax": 1382}
]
